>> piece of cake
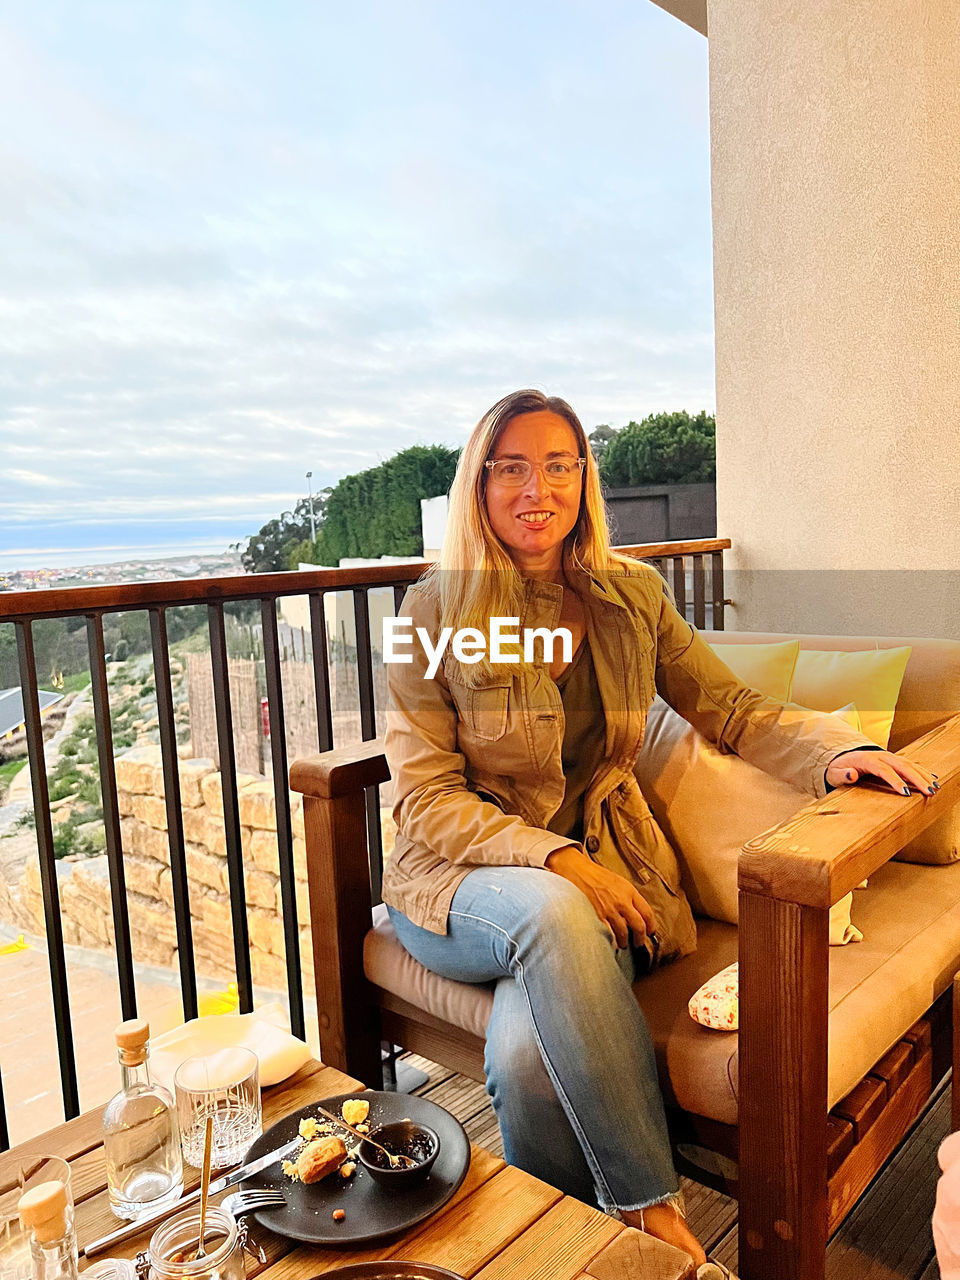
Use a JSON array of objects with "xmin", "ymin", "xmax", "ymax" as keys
[{"xmin": 297, "ymin": 1135, "xmax": 348, "ymax": 1183}]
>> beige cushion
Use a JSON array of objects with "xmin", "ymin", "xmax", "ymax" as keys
[
  {"xmin": 637, "ymin": 695, "xmax": 865, "ymax": 928},
  {"xmin": 705, "ymin": 630, "xmax": 960, "ymax": 865},
  {"xmin": 637, "ymin": 858, "xmax": 960, "ymax": 1124},
  {"xmin": 367, "ymin": 857, "xmax": 960, "ymax": 1126},
  {"xmin": 365, "ymin": 904, "xmax": 494, "ymax": 1040}
]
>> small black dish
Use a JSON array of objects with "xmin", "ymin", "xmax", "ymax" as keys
[{"xmin": 359, "ymin": 1121, "xmax": 440, "ymax": 1188}]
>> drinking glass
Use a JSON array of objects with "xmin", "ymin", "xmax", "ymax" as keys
[
  {"xmin": 174, "ymin": 1048, "xmax": 261, "ymax": 1170},
  {"xmin": 0, "ymin": 1156, "xmax": 73, "ymax": 1280}
]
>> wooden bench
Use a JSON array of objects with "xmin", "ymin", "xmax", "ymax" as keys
[{"xmin": 293, "ymin": 715, "xmax": 960, "ymax": 1280}]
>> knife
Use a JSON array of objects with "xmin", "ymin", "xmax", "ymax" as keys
[{"xmin": 83, "ymin": 1136, "xmax": 300, "ymax": 1257}]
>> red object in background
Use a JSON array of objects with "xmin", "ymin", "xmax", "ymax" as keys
[{"xmin": 260, "ymin": 697, "xmax": 270, "ymax": 736}]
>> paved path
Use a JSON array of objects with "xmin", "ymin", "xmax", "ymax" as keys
[
  {"xmin": 0, "ymin": 686, "xmax": 92, "ymax": 838},
  {"xmin": 0, "ymin": 939, "xmax": 185, "ymax": 1147},
  {"xmin": 0, "ymin": 931, "xmax": 319, "ymax": 1149}
]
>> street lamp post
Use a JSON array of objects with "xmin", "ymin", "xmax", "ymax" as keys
[{"xmin": 306, "ymin": 471, "xmax": 317, "ymax": 543}]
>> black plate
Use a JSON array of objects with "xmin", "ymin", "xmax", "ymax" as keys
[
  {"xmin": 240, "ymin": 1090, "xmax": 471, "ymax": 1246},
  {"xmin": 315, "ymin": 1265, "xmax": 466, "ymax": 1279}
]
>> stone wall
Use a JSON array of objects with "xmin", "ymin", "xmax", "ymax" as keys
[{"xmin": 5, "ymin": 745, "xmax": 396, "ymax": 997}]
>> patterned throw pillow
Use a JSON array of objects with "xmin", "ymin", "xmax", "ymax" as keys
[
  {"xmin": 688, "ymin": 893, "xmax": 866, "ymax": 1032},
  {"xmin": 688, "ymin": 962, "xmax": 740, "ymax": 1031}
]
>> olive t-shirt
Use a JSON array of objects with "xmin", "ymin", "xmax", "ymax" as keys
[{"xmin": 546, "ymin": 637, "xmax": 607, "ymax": 843}]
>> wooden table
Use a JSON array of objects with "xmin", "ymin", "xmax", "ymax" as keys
[{"xmin": 1, "ymin": 1059, "xmax": 693, "ymax": 1280}]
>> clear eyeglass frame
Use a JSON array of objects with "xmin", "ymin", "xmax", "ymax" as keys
[{"xmin": 483, "ymin": 457, "xmax": 586, "ymax": 487}]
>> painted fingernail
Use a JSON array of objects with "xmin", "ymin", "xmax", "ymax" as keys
[
  {"xmin": 902, "ymin": 786, "xmax": 911, "ymax": 796},
  {"xmin": 846, "ymin": 771, "xmax": 855, "ymax": 781},
  {"xmin": 933, "ymin": 773, "xmax": 939, "ymax": 779},
  {"xmin": 928, "ymin": 786, "xmax": 936, "ymax": 796}
]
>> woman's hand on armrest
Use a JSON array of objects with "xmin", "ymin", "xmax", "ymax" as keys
[
  {"xmin": 546, "ymin": 846, "xmax": 657, "ymax": 949},
  {"xmin": 825, "ymin": 748, "xmax": 940, "ymax": 795}
]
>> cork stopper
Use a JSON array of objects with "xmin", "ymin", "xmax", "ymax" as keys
[
  {"xmin": 18, "ymin": 1181, "xmax": 68, "ymax": 1244},
  {"xmin": 115, "ymin": 1018, "xmax": 150, "ymax": 1064}
]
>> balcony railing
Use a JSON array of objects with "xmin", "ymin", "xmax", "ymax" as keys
[{"xmin": 0, "ymin": 537, "xmax": 730, "ymax": 1149}]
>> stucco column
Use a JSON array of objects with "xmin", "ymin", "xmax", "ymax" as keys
[{"xmin": 708, "ymin": 0, "xmax": 960, "ymax": 638}]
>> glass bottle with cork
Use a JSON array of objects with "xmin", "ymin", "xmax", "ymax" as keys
[
  {"xmin": 103, "ymin": 1019, "xmax": 184, "ymax": 1220},
  {"xmin": 17, "ymin": 1182, "xmax": 77, "ymax": 1280}
]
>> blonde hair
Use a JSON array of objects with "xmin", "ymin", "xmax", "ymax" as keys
[{"xmin": 421, "ymin": 389, "xmax": 643, "ymax": 682}]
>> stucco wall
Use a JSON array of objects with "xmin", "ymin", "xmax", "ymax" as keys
[{"xmin": 708, "ymin": 0, "xmax": 960, "ymax": 637}]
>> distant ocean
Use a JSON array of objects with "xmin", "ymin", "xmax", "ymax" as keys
[
  {"xmin": 0, "ymin": 514, "xmax": 268, "ymax": 575},
  {"xmin": 0, "ymin": 534, "xmax": 239, "ymax": 575}
]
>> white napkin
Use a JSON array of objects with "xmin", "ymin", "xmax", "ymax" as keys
[{"xmin": 150, "ymin": 1002, "xmax": 310, "ymax": 1095}]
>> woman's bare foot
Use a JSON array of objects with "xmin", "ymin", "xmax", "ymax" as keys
[{"xmin": 621, "ymin": 1202, "xmax": 707, "ymax": 1267}]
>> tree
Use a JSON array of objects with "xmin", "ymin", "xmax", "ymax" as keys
[
  {"xmin": 241, "ymin": 494, "xmax": 329, "ymax": 574},
  {"xmin": 588, "ymin": 424, "xmax": 619, "ymax": 465},
  {"xmin": 290, "ymin": 445, "xmax": 460, "ymax": 566},
  {"xmin": 599, "ymin": 411, "xmax": 716, "ymax": 488}
]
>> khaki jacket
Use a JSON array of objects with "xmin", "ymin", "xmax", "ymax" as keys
[{"xmin": 383, "ymin": 562, "xmax": 876, "ymax": 962}]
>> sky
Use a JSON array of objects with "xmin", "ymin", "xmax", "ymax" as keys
[{"xmin": 0, "ymin": 0, "xmax": 714, "ymax": 573}]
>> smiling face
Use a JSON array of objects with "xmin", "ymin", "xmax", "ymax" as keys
[{"xmin": 483, "ymin": 410, "xmax": 584, "ymax": 577}]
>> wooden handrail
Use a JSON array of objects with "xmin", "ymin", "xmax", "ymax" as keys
[
  {"xmin": 617, "ymin": 537, "xmax": 730, "ymax": 561},
  {"xmin": 0, "ymin": 539, "xmax": 730, "ymax": 621},
  {"xmin": 290, "ymin": 740, "xmax": 389, "ymax": 799},
  {"xmin": 739, "ymin": 714, "xmax": 960, "ymax": 907}
]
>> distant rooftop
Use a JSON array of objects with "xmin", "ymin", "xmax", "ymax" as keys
[{"xmin": 0, "ymin": 687, "xmax": 62, "ymax": 738}]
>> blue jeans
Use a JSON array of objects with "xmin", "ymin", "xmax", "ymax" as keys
[{"xmin": 387, "ymin": 865, "xmax": 680, "ymax": 1213}]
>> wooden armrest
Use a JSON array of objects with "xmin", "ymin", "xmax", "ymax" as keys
[
  {"xmin": 293, "ymin": 739, "xmax": 387, "ymax": 1084},
  {"xmin": 738, "ymin": 714, "xmax": 960, "ymax": 907},
  {"xmin": 290, "ymin": 738, "xmax": 390, "ymax": 798}
]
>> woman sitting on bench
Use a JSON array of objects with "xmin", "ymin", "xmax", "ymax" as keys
[{"xmin": 382, "ymin": 387, "xmax": 936, "ymax": 1270}]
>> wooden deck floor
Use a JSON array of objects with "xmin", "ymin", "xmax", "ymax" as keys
[{"xmin": 404, "ymin": 1053, "xmax": 949, "ymax": 1280}]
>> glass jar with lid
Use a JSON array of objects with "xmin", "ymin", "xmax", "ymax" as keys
[{"xmin": 140, "ymin": 1207, "xmax": 244, "ymax": 1280}]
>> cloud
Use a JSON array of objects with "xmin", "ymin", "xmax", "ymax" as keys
[{"xmin": 0, "ymin": 0, "xmax": 713, "ymax": 568}]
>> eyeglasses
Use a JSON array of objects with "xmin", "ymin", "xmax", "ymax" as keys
[{"xmin": 484, "ymin": 457, "xmax": 586, "ymax": 488}]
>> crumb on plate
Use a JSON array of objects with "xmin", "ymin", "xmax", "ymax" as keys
[
  {"xmin": 332, "ymin": 1209, "xmax": 345, "ymax": 1222},
  {"xmin": 341, "ymin": 1098, "xmax": 370, "ymax": 1126},
  {"xmin": 340, "ymin": 1162, "xmax": 356, "ymax": 1178}
]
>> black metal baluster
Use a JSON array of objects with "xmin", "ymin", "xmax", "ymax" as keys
[
  {"xmin": 672, "ymin": 556, "xmax": 688, "ymax": 622},
  {"xmin": 0, "ymin": 1066, "xmax": 8, "ymax": 1152},
  {"xmin": 353, "ymin": 588, "xmax": 384, "ymax": 903},
  {"xmin": 15, "ymin": 620, "xmax": 79, "ymax": 1119},
  {"xmin": 207, "ymin": 603, "xmax": 254, "ymax": 1012},
  {"xmin": 308, "ymin": 592, "xmax": 333, "ymax": 753},
  {"xmin": 712, "ymin": 550, "xmax": 726, "ymax": 631},
  {"xmin": 86, "ymin": 614, "xmax": 136, "ymax": 1020},
  {"xmin": 693, "ymin": 554, "xmax": 706, "ymax": 630},
  {"xmin": 150, "ymin": 607, "xmax": 198, "ymax": 1021},
  {"xmin": 261, "ymin": 598, "xmax": 306, "ymax": 1040},
  {"xmin": 353, "ymin": 588, "xmax": 377, "ymax": 742}
]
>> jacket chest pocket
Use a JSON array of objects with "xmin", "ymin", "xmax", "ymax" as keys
[{"xmin": 447, "ymin": 676, "xmax": 512, "ymax": 742}]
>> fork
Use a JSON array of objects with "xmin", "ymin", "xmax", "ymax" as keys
[{"xmin": 221, "ymin": 1189, "xmax": 286, "ymax": 1217}]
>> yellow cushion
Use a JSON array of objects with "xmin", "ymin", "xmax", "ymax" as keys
[
  {"xmin": 707, "ymin": 639, "xmax": 800, "ymax": 701},
  {"xmin": 824, "ymin": 701, "xmax": 862, "ymax": 733},
  {"xmin": 790, "ymin": 646, "xmax": 912, "ymax": 748}
]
